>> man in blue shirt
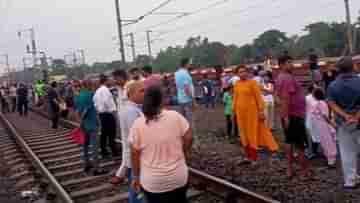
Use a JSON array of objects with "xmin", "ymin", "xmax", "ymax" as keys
[
  {"xmin": 175, "ymin": 58, "xmax": 197, "ymax": 147},
  {"xmin": 327, "ymin": 56, "xmax": 360, "ymax": 189}
]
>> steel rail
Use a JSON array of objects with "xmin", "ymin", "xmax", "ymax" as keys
[
  {"xmin": 0, "ymin": 112, "xmax": 74, "ymax": 203},
  {"xmin": 32, "ymin": 107, "xmax": 280, "ymax": 203}
]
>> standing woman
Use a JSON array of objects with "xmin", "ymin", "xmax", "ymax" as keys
[
  {"xmin": 311, "ymin": 88, "xmax": 337, "ymax": 167},
  {"xmin": 129, "ymin": 86, "xmax": 193, "ymax": 203},
  {"xmin": 232, "ymin": 65, "xmax": 279, "ymax": 163},
  {"xmin": 76, "ymin": 80, "xmax": 107, "ymax": 175}
]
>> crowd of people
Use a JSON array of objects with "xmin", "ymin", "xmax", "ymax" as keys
[
  {"xmin": 2, "ymin": 53, "xmax": 360, "ymax": 202},
  {"xmin": 0, "ymin": 83, "xmax": 31, "ymax": 116}
]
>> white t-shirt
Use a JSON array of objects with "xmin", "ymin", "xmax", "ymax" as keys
[
  {"xmin": 229, "ymin": 76, "xmax": 240, "ymax": 85},
  {"xmin": 263, "ymin": 94, "xmax": 274, "ymax": 103}
]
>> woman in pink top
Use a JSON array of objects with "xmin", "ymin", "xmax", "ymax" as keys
[{"xmin": 129, "ymin": 86, "xmax": 193, "ymax": 203}]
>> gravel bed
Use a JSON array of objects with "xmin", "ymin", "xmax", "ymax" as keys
[{"xmin": 189, "ymin": 106, "xmax": 360, "ymax": 203}]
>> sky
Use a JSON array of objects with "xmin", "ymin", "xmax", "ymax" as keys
[{"xmin": 0, "ymin": 0, "xmax": 359, "ymax": 74}]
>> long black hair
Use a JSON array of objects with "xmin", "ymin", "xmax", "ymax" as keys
[{"xmin": 143, "ymin": 86, "xmax": 163, "ymax": 124}]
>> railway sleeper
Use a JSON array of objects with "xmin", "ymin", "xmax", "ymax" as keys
[
  {"xmin": 38, "ymin": 148, "xmax": 80, "ymax": 160},
  {"xmin": 27, "ymin": 136, "xmax": 72, "ymax": 145},
  {"xmin": 25, "ymin": 133, "xmax": 70, "ymax": 142},
  {"xmin": 31, "ymin": 139, "xmax": 75, "ymax": 151},
  {"xmin": 33, "ymin": 143, "xmax": 78, "ymax": 155},
  {"xmin": 70, "ymin": 183, "xmax": 127, "ymax": 203},
  {"xmin": 43, "ymin": 154, "xmax": 81, "ymax": 165},
  {"xmin": 22, "ymin": 129, "xmax": 71, "ymax": 138}
]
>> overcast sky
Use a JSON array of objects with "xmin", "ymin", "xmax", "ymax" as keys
[{"xmin": 0, "ymin": 0, "xmax": 359, "ymax": 73}]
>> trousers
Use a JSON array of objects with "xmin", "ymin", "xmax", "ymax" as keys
[
  {"xmin": 17, "ymin": 99, "xmax": 28, "ymax": 116},
  {"xmin": 127, "ymin": 168, "xmax": 143, "ymax": 203},
  {"xmin": 82, "ymin": 131, "xmax": 99, "ymax": 169},
  {"xmin": 338, "ymin": 123, "xmax": 360, "ymax": 186},
  {"xmin": 143, "ymin": 185, "xmax": 188, "ymax": 203},
  {"xmin": 178, "ymin": 102, "xmax": 197, "ymax": 147},
  {"xmin": 99, "ymin": 113, "xmax": 118, "ymax": 157}
]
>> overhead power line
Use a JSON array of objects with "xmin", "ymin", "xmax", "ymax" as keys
[
  {"xmin": 150, "ymin": 0, "xmax": 340, "ymax": 54},
  {"xmin": 130, "ymin": 0, "xmax": 231, "ymax": 34},
  {"xmin": 140, "ymin": 0, "xmax": 176, "ymax": 18},
  {"xmin": 151, "ymin": 0, "xmax": 277, "ymax": 39}
]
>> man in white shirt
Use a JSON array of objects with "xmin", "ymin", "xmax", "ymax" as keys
[
  {"xmin": 93, "ymin": 74, "xmax": 119, "ymax": 158},
  {"xmin": 112, "ymin": 70, "xmax": 129, "ymax": 145},
  {"xmin": 9, "ymin": 84, "xmax": 17, "ymax": 113}
]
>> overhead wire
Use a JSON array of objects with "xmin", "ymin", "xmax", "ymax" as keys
[
  {"xmin": 129, "ymin": 0, "xmax": 231, "ymax": 35},
  {"xmin": 150, "ymin": 0, "xmax": 341, "ymax": 54},
  {"xmin": 140, "ymin": 0, "xmax": 176, "ymax": 18},
  {"xmin": 151, "ymin": 0, "xmax": 279, "ymax": 39}
]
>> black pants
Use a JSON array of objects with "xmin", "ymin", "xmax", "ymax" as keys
[
  {"xmin": 226, "ymin": 115, "xmax": 239, "ymax": 136},
  {"xmin": 17, "ymin": 99, "xmax": 28, "ymax": 116},
  {"xmin": 11, "ymin": 97, "xmax": 16, "ymax": 112},
  {"xmin": 144, "ymin": 185, "xmax": 188, "ymax": 203},
  {"xmin": 51, "ymin": 113, "xmax": 59, "ymax": 129},
  {"xmin": 1, "ymin": 98, "xmax": 9, "ymax": 113},
  {"xmin": 99, "ymin": 113, "xmax": 118, "ymax": 157}
]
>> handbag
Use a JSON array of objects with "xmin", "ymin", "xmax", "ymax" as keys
[{"xmin": 70, "ymin": 128, "xmax": 85, "ymax": 144}]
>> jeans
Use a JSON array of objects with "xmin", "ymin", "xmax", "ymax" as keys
[
  {"xmin": 143, "ymin": 185, "xmax": 188, "ymax": 203},
  {"xmin": 203, "ymin": 95, "xmax": 215, "ymax": 109},
  {"xmin": 99, "ymin": 113, "xmax": 118, "ymax": 157},
  {"xmin": 338, "ymin": 123, "xmax": 360, "ymax": 186},
  {"xmin": 178, "ymin": 102, "xmax": 197, "ymax": 147},
  {"xmin": 82, "ymin": 131, "xmax": 99, "ymax": 169},
  {"xmin": 127, "ymin": 168, "xmax": 143, "ymax": 203},
  {"xmin": 17, "ymin": 99, "xmax": 28, "ymax": 116}
]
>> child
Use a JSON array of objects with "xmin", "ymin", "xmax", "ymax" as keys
[
  {"xmin": 223, "ymin": 86, "xmax": 238, "ymax": 137},
  {"xmin": 311, "ymin": 88, "xmax": 337, "ymax": 167},
  {"xmin": 305, "ymin": 85, "xmax": 319, "ymax": 159},
  {"xmin": 263, "ymin": 74, "xmax": 275, "ymax": 130}
]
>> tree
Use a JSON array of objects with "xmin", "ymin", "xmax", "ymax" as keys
[{"xmin": 253, "ymin": 29, "xmax": 289, "ymax": 58}]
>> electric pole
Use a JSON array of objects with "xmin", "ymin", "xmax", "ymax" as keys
[
  {"xmin": 73, "ymin": 52, "xmax": 77, "ymax": 66},
  {"xmin": 115, "ymin": 0, "xmax": 126, "ymax": 64},
  {"xmin": 22, "ymin": 57, "xmax": 27, "ymax": 82},
  {"xmin": 344, "ymin": 0, "xmax": 353, "ymax": 55},
  {"xmin": 18, "ymin": 27, "xmax": 37, "ymax": 68},
  {"xmin": 129, "ymin": 33, "xmax": 136, "ymax": 62},
  {"xmin": 146, "ymin": 30, "xmax": 153, "ymax": 61},
  {"xmin": 79, "ymin": 49, "xmax": 86, "ymax": 64},
  {"xmin": 2, "ymin": 54, "xmax": 10, "ymax": 83}
]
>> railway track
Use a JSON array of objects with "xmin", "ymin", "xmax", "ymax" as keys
[{"xmin": 0, "ymin": 110, "xmax": 280, "ymax": 203}]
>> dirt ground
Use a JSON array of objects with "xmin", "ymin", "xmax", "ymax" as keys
[{"xmin": 188, "ymin": 105, "xmax": 360, "ymax": 203}]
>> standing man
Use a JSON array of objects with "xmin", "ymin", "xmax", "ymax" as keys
[
  {"xmin": 9, "ymin": 84, "xmax": 17, "ymax": 113},
  {"xmin": 175, "ymin": 58, "xmax": 197, "ymax": 147},
  {"xmin": 17, "ymin": 83, "xmax": 28, "ymax": 116},
  {"xmin": 48, "ymin": 82, "xmax": 60, "ymax": 129},
  {"xmin": 142, "ymin": 65, "xmax": 162, "ymax": 90},
  {"xmin": 327, "ymin": 56, "xmax": 360, "ymax": 189},
  {"xmin": 202, "ymin": 74, "xmax": 215, "ymax": 109},
  {"xmin": 308, "ymin": 48, "xmax": 320, "ymax": 84},
  {"xmin": 112, "ymin": 82, "xmax": 145, "ymax": 203},
  {"xmin": 93, "ymin": 74, "xmax": 119, "ymax": 158},
  {"xmin": 275, "ymin": 56, "xmax": 308, "ymax": 178},
  {"xmin": 112, "ymin": 69, "xmax": 129, "ymax": 144},
  {"xmin": 35, "ymin": 80, "xmax": 45, "ymax": 106}
]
